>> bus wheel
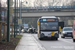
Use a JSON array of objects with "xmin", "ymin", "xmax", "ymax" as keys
[
  {"xmin": 55, "ymin": 38, "xmax": 58, "ymax": 40},
  {"xmin": 39, "ymin": 38, "xmax": 43, "ymax": 40},
  {"xmin": 73, "ymin": 39, "xmax": 75, "ymax": 42}
]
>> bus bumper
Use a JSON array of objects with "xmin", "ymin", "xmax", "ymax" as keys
[{"xmin": 40, "ymin": 33, "xmax": 59, "ymax": 39}]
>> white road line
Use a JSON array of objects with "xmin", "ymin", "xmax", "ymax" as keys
[
  {"xmin": 59, "ymin": 38, "xmax": 75, "ymax": 45},
  {"xmin": 59, "ymin": 34, "xmax": 75, "ymax": 45}
]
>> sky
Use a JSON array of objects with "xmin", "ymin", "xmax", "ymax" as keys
[{"xmin": 1, "ymin": 0, "xmax": 7, "ymax": 2}]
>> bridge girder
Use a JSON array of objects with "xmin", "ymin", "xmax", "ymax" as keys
[{"xmin": 14, "ymin": 12, "xmax": 75, "ymax": 17}]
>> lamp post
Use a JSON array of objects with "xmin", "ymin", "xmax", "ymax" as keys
[
  {"xmin": 19, "ymin": 0, "xmax": 22, "ymax": 34},
  {"xmin": 7, "ymin": 0, "xmax": 10, "ymax": 42},
  {"xmin": 14, "ymin": 0, "xmax": 17, "ymax": 38},
  {"xmin": 15, "ymin": 0, "xmax": 18, "ymax": 35}
]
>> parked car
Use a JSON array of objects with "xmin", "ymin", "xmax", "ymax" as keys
[
  {"xmin": 10, "ymin": 28, "xmax": 19, "ymax": 33},
  {"xmin": 73, "ymin": 21, "xmax": 75, "ymax": 42},
  {"xmin": 21, "ymin": 29, "xmax": 24, "ymax": 33},
  {"xmin": 61, "ymin": 27, "xmax": 73, "ymax": 38},
  {"xmin": 27, "ymin": 28, "xmax": 34, "ymax": 33},
  {"xmin": 21, "ymin": 28, "xmax": 28, "ymax": 33},
  {"xmin": 15, "ymin": 29, "xmax": 19, "ymax": 33}
]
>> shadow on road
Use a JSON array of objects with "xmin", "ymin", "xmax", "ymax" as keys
[{"xmin": 40, "ymin": 39, "xmax": 59, "ymax": 41}]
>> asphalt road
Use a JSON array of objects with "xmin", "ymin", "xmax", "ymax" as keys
[{"xmin": 32, "ymin": 34, "xmax": 75, "ymax": 50}]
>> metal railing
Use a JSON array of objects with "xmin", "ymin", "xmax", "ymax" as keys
[
  {"xmin": 15, "ymin": 6, "xmax": 75, "ymax": 10},
  {"xmin": 14, "ymin": 6, "xmax": 75, "ymax": 12}
]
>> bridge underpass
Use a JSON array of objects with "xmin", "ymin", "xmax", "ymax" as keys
[
  {"xmin": 13, "ymin": 6, "xmax": 75, "ymax": 33},
  {"xmin": 16, "ymin": 16, "xmax": 75, "ymax": 29},
  {"xmin": 14, "ymin": 11, "xmax": 75, "ymax": 27}
]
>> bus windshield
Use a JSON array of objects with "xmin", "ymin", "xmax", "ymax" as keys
[{"xmin": 41, "ymin": 22, "xmax": 58, "ymax": 30}]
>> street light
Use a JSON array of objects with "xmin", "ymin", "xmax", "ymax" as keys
[
  {"xmin": 7, "ymin": 0, "xmax": 10, "ymax": 42},
  {"xmin": 19, "ymin": 0, "xmax": 23, "ymax": 34},
  {"xmin": 14, "ymin": 0, "xmax": 17, "ymax": 38}
]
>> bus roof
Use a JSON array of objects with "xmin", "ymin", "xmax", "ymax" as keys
[{"xmin": 41, "ymin": 16, "xmax": 56, "ymax": 18}]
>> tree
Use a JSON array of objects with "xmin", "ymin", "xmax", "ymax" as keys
[
  {"xmin": 34, "ymin": 0, "xmax": 45, "ymax": 6},
  {"xmin": 70, "ymin": 0, "xmax": 75, "ymax": 6}
]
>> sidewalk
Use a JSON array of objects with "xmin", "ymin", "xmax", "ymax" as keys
[{"xmin": 15, "ymin": 33, "xmax": 46, "ymax": 50}]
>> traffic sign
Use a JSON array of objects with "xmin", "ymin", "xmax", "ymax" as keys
[{"xmin": 18, "ymin": 19, "xmax": 22, "ymax": 24}]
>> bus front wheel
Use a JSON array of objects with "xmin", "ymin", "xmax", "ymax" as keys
[
  {"xmin": 73, "ymin": 39, "xmax": 75, "ymax": 42},
  {"xmin": 55, "ymin": 38, "xmax": 58, "ymax": 40},
  {"xmin": 39, "ymin": 38, "xmax": 43, "ymax": 40}
]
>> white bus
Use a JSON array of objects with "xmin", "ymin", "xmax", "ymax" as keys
[{"xmin": 37, "ymin": 16, "xmax": 60, "ymax": 40}]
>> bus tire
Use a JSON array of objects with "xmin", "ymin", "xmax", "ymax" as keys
[
  {"xmin": 73, "ymin": 39, "xmax": 75, "ymax": 42},
  {"xmin": 55, "ymin": 38, "xmax": 58, "ymax": 40},
  {"xmin": 39, "ymin": 38, "xmax": 43, "ymax": 40}
]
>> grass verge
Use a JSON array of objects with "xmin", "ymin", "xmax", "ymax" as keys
[{"xmin": 0, "ymin": 35, "xmax": 22, "ymax": 50}]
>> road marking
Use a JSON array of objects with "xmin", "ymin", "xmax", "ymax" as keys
[
  {"xmin": 59, "ymin": 34, "xmax": 75, "ymax": 45},
  {"xmin": 51, "ymin": 46, "xmax": 75, "ymax": 49},
  {"xmin": 59, "ymin": 38, "xmax": 75, "ymax": 45}
]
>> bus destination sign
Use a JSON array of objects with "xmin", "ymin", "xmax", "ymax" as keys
[{"xmin": 40, "ymin": 19, "xmax": 58, "ymax": 22}]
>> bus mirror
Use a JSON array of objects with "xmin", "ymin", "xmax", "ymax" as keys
[
  {"xmin": 38, "ymin": 22, "xmax": 40, "ymax": 25},
  {"xmin": 59, "ymin": 26, "xmax": 61, "ymax": 32}
]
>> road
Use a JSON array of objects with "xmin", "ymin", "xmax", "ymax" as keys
[{"xmin": 32, "ymin": 34, "xmax": 75, "ymax": 50}]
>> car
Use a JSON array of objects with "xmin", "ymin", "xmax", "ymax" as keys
[
  {"xmin": 27, "ymin": 28, "xmax": 34, "ymax": 33},
  {"xmin": 73, "ymin": 21, "xmax": 75, "ymax": 42},
  {"xmin": 10, "ymin": 28, "xmax": 19, "ymax": 33},
  {"xmin": 15, "ymin": 29, "xmax": 19, "ymax": 33},
  {"xmin": 61, "ymin": 27, "xmax": 73, "ymax": 38},
  {"xmin": 21, "ymin": 28, "xmax": 28, "ymax": 33},
  {"xmin": 21, "ymin": 29, "xmax": 24, "ymax": 33}
]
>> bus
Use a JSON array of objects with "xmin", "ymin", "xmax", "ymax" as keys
[{"xmin": 37, "ymin": 16, "xmax": 60, "ymax": 40}]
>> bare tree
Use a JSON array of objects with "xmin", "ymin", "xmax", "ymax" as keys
[
  {"xmin": 48, "ymin": 0, "xmax": 53, "ymax": 6},
  {"xmin": 70, "ymin": 0, "xmax": 75, "ymax": 6},
  {"xmin": 34, "ymin": 0, "xmax": 45, "ymax": 6}
]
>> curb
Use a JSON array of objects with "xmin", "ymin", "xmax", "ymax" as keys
[{"xmin": 31, "ymin": 34, "xmax": 46, "ymax": 50}]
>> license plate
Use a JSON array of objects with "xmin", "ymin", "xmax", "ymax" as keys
[{"xmin": 48, "ymin": 36, "xmax": 51, "ymax": 37}]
